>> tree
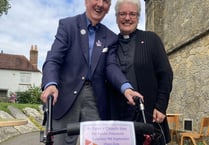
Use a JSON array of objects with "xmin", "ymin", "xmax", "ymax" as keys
[{"xmin": 0, "ymin": 0, "xmax": 11, "ymax": 16}]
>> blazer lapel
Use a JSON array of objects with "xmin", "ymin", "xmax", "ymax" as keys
[
  {"xmin": 78, "ymin": 14, "xmax": 89, "ymax": 64},
  {"xmin": 91, "ymin": 26, "xmax": 106, "ymax": 74}
]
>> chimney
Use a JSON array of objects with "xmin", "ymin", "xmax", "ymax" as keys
[{"xmin": 30, "ymin": 45, "xmax": 38, "ymax": 69}]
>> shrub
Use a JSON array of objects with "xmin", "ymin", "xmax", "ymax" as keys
[{"xmin": 16, "ymin": 86, "xmax": 42, "ymax": 104}]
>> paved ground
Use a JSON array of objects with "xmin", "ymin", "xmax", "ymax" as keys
[
  {"xmin": 0, "ymin": 131, "xmax": 178, "ymax": 145},
  {"xmin": 0, "ymin": 132, "xmax": 43, "ymax": 145}
]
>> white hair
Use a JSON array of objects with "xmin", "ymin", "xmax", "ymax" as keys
[{"xmin": 115, "ymin": 0, "xmax": 141, "ymax": 16}]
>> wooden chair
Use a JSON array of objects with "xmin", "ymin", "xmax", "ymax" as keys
[
  {"xmin": 167, "ymin": 115, "xmax": 179, "ymax": 143},
  {"xmin": 180, "ymin": 117, "xmax": 209, "ymax": 145}
]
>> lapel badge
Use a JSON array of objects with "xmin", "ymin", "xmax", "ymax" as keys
[
  {"xmin": 80, "ymin": 29, "xmax": 86, "ymax": 35},
  {"xmin": 141, "ymin": 40, "xmax": 144, "ymax": 44},
  {"xmin": 96, "ymin": 40, "xmax": 102, "ymax": 47}
]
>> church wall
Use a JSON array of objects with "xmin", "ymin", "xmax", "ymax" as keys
[{"xmin": 145, "ymin": 0, "xmax": 209, "ymax": 131}]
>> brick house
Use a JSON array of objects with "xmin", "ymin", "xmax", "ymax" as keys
[{"xmin": 0, "ymin": 45, "xmax": 42, "ymax": 99}]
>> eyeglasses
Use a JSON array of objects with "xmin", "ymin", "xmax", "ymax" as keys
[{"xmin": 117, "ymin": 12, "xmax": 139, "ymax": 19}]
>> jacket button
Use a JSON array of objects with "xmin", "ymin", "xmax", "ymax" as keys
[
  {"xmin": 73, "ymin": 91, "xmax": 77, "ymax": 95},
  {"xmin": 81, "ymin": 76, "xmax": 85, "ymax": 80}
]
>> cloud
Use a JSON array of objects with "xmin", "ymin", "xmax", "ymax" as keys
[{"xmin": 0, "ymin": 0, "xmax": 145, "ymax": 70}]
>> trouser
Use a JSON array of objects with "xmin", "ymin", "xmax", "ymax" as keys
[{"xmin": 53, "ymin": 82, "xmax": 100, "ymax": 145}]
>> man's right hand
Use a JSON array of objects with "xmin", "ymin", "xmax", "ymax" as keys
[{"xmin": 40, "ymin": 85, "xmax": 58, "ymax": 105}]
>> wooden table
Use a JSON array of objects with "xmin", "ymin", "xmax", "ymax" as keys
[{"xmin": 0, "ymin": 119, "xmax": 28, "ymax": 127}]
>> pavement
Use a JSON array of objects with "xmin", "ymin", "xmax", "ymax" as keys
[
  {"xmin": 0, "ymin": 132, "xmax": 43, "ymax": 145},
  {"xmin": 0, "ymin": 131, "xmax": 177, "ymax": 145}
]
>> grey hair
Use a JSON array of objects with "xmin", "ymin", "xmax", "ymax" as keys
[{"xmin": 115, "ymin": 0, "xmax": 141, "ymax": 17}]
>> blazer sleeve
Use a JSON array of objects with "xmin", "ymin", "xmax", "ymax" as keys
[
  {"xmin": 41, "ymin": 18, "xmax": 71, "ymax": 89},
  {"xmin": 105, "ymin": 40, "xmax": 129, "ymax": 92}
]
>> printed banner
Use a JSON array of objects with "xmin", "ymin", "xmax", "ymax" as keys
[{"xmin": 80, "ymin": 121, "xmax": 136, "ymax": 145}]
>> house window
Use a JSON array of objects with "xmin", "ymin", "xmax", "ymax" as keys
[
  {"xmin": 18, "ymin": 84, "xmax": 31, "ymax": 91},
  {"xmin": 19, "ymin": 72, "xmax": 32, "ymax": 91},
  {"xmin": 20, "ymin": 72, "xmax": 31, "ymax": 84},
  {"xmin": 0, "ymin": 89, "xmax": 8, "ymax": 98}
]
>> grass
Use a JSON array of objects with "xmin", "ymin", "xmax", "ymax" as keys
[
  {"xmin": 0, "ymin": 102, "xmax": 41, "ymax": 113},
  {"xmin": 28, "ymin": 116, "xmax": 44, "ymax": 130},
  {"xmin": 0, "ymin": 102, "xmax": 43, "ymax": 129}
]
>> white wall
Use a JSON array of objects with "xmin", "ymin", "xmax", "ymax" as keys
[{"xmin": 0, "ymin": 69, "xmax": 42, "ymax": 97}]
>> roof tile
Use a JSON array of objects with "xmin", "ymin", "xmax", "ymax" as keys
[{"xmin": 0, "ymin": 53, "xmax": 40, "ymax": 72}]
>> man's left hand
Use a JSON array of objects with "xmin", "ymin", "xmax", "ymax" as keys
[{"xmin": 124, "ymin": 89, "xmax": 144, "ymax": 105}]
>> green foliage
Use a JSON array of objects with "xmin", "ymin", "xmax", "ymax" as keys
[
  {"xmin": 28, "ymin": 116, "xmax": 44, "ymax": 130},
  {"xmin": 0, "ymin": 102, "xmax": 9, "ymax": 112},
  {"xmin": 0, "ymin": 0, "xmax": 11, "ymax": 16},
  {"xmin": 198, "ymin": 142, "xmax": 204, "ymax": 145},
  {"xmin": 183, "ymin": 140, "xmax": 205, "ymax": 145},
  {"xmin": 0, "ymin": 102, "xmax": 40, "ymax": 113},
  {"xmin": 16, "ymin": 86, "xmax": 42, "ymax": 104}
]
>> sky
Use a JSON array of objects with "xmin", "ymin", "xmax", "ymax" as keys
[{"xmin": 0, "ymin": 0, "xmax": 145, "ymax": 70}]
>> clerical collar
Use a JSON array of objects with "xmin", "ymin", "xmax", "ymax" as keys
[
  {"xmin": 119, "ymin": 30, "xmax": 136, "ymax": 40},
  {"xmin": 123, "ymin": 35, "xmax": 130, "ymax": 39}
]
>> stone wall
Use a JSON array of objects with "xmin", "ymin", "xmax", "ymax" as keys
[
  {"xmin": 145, "ymin": 0, "xmax": 209, "ymax": 131},
  {"xmin": 0, "ymin": 106, "xmax": 42, "ymax": 143}
]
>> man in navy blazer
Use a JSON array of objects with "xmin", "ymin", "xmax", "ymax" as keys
[{"xmin": 40, "ymin": 0, "xmax": 142, "ymax": 144}]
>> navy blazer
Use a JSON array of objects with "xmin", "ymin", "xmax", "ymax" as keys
[{"xmin": 42, "ymin": 13, "xmax": 128, "ymax": 120}]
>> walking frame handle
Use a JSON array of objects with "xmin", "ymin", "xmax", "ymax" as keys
[
  {"xmin": 133, "ymin": 96, "xmax": 146, "ymax": 123},
  {"xmin": 40, "ymin": 95, "xmax": 54, "ymax": 145}
]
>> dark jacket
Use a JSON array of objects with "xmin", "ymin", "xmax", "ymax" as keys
[{"xmin": 108, "ymin": 29, "xmax": 173, "ymax": 144}]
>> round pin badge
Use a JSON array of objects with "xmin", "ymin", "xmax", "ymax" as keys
[{"xmin": 80, "ymin": 29, "xmax": 86, "ymax": 35}]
